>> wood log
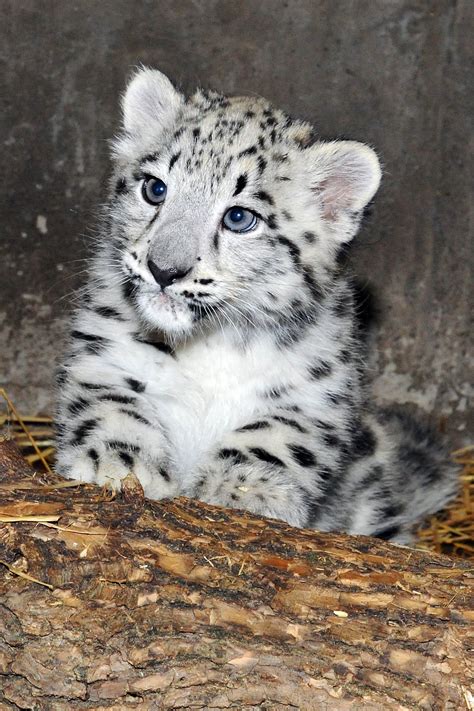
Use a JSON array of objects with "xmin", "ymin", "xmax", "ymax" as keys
[{"xmin": 0, "ymin": 437, "xmax": 472, "ymax": 710}]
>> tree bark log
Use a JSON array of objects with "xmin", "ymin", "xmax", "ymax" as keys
[{"xmin": 0, "ymin": 438, "xmax": 472, "ymax": 710}]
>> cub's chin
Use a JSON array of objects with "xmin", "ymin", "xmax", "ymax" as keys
[{"xmin": 135, "ymin": 289, "xmax": 195, "ymax": 339}]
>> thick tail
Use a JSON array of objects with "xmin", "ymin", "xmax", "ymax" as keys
[{"xmin": 342, "ymin": 408, "xmax": 460, "ymax": 544}]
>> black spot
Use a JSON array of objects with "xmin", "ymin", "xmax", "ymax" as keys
[
  {"xmin": 254, "ymin": 190, "xmax": 274, "ymax": 205},
  {"xmin": 96, "ymin": 394, "xmax": 136, "ymax": 405},
  {"xmin": 317, "ymin": 465, "xmax": 334, "ymax": 482},
  {"xmin": 218, "ymin": 448, "xmax": 249, "ymax": 464},
  {"xmin": 94, "ymin": 306, "xmax": 124, "ymax": 320},
  {"xmin": 288, "ymin": 444, "xmax": 316, "ymax": 467},
  {"xmin": 245, "ymin": 110, "xmax": 255, "ymax": 118},
  {"xmin": 323, "ymin": 433, "xmax": 342, "ymax": 448},
  {"xmin": 198, "ymin": 278, "xmax": 214, "ymax": 285},
  {"xmin": 142, "ymin": 151, "xmax": 159, "ymax": 163},
  {"xmin": 213, "ymin": 233, "xmax": 219, "ymax": 250},
  {"xmin": 339, "ymin": 349, "xmax": 352, "ymax": 364},
  {"xmin": 118, "ymin": 451, "xmax": 134, "ymax": 468},
  {"xmin": 192, "ymin": 127, "xmax": 201, "ymax": 139},
  {"xmin": 71, "ymin": 330, "xmax": 108, "ymax": 354},
  {"xmin": 55, "ymin": 368, "xmax": 68, "ymax": 386},
  {"xmin": 233, "ymin": 173, "xmax": 248, "ymax": 196},
  {"xmin": 197, "ymin": 291, "xmax": 210, "ymax": 298},
  {"xmin": 265, "ymin": 385, "xmax": 288, "ymax": 399},
  {"xmin": 327, "ymin": 392, "xmax": 346, "ymax": 406},
  {"xmin": 303, "ymin": 231, "xmax": 317, "ymax": 244},
  {"xmin": 71, "ymin": 418, "xmax": 99, "ymax": 446},
  {"xmin": 257, "ymin": 156, "xmax": 267, "ymax": 175},
  {"xmin": 352, "ymin": 425, "xmax": 377, "ymax": 459},
  {"xmin": 237, "ymin": 421, "xmax": 271, "ymax": 431},
  {"xmin": 107, "ymin": 440, "xmax": 140, "ymax": 453},
  {"xmin": 238, "ymin": 145, "xmax": 258, "ymax": 157},
  {"xmin": 118, "ymin": 408, "xmax": 151, "ymax": 426},
  {"xmin": 372, "ymin": 525, "xmax": 401, "ymax": 541},
  {"xmin": 249, "ymin": 448, "xmax": 286, "ymax": 467},
  {"xmin": 87, "ymin": 448, "xmax": 99, "ymax": 469},
  {"xmin": 302, "ymin": 265, "xmax": 323, "ymax": 301},
  {"xmin": 282, "ymin": 210, "xmax": 293, "ymax": 221},
  {"xmin": 267, "ymin": 213, "xmax": 279, "ymax": 230},
  {"xmin": 272, "ymin": 416, "xmax": 307, "ymax": 433},
  {"xmin": 313, "ymin": 419, "xmax": 335, "ymax": 431},
  {"xmin": 136, "ymin": 338, "xmax": 174, "ymax": 356},
  {"xmin": 79, "ymin": 382, "xmax": 110, "ymax": 391},
  {"xmin": 115, "ymin": 177, "xmax": 128, "ymax": 195},
  {"xmin": 67, "ymin": 398, "xmax": 90, "ymax": 416},
  {"xmin": 125, "ymin": 377, "xmax": 146, "ymax": 393},
  {"xmin": 309, "ymin": 362, "xmax": 332, "ymax": 379},
  {"xmin": 159, "ymin": 467, "xmax": 170, "ymax": 482},
  {"xmin": 168, "ymin": 151, "xmax": 181, "ymax": 172},
  {"xmin": 277, "ymin": 235, "xmax": 300, "ymax": 262}
]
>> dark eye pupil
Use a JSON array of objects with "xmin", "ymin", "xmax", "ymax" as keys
[
  {"xmin": 229, "ymin": 208, "xmax": 244, "ymax": 222},
  {"xmin": 152, "ymin": 180, "xmax": 165, "ymax": 195}
]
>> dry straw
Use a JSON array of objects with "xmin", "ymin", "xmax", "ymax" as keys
[{"xmin": 1, "ymin": 390, "xmax": 472, "ymax": 560}]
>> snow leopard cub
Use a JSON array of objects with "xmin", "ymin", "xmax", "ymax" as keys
[{"xmin": 55, "ymin": 68, "xmax": 458, "ymax": 543}]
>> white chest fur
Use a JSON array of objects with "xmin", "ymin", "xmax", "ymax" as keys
[{"xmin": 145, "ymin": 332, "xmax": 296, "ymax": 473}]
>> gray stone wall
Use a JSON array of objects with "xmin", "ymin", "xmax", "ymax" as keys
[{"xmin": 1, "ymin": 0, "xmax": 472, "ymax": 440}]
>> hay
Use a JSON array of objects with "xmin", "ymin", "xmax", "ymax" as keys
[
  {"xmin": 416, "ymin": 445, "xmax": 474, "ymax": 559},
  {"xmin": 1, "ymin": 389, "xmax": 472, "ymax": 560}
]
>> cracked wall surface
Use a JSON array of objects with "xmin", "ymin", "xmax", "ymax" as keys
[{"xmin": 1, "ymin": 0, "xmax": 472, "ymax": 442}]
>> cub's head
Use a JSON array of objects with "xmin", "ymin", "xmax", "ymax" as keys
[{"xmin": 108, "ymin": 68, "xmax": 381, "ymax": 339}]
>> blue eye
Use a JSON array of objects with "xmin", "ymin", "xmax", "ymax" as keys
[
  {"xmin": 222, "ymin": 206, "xmax": 258, "ymax": 233},
  {"xmin": 142, "ymin": 177, "xmax": 167, "ymax": 205}
]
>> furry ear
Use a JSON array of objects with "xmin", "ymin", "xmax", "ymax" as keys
[
  {"xmin": 305, "ymin": 141, "xmax": 382, "ymax": 242},
  {"xmin": 122, "ymin": 67, "xmax": 183, "ymax": 136}
]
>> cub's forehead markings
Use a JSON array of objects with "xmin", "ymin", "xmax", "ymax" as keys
[
  {"xmin": 233, "ymin": 173, "xmax": 248, "ymax": 197},
  {"xmin": 172, "ymin": 127, "xmax": 185, "ymax": 140},
  {"xmin": 168, "ymin": 151, "xmax": 181, "ymax": 171},
  {"xmin": 257, "ymin": 156, "xmax": 267, "ymax": 175},
  {"xmin": 254, "ymin": 190, "xmax": 275, "ymax": 206},
  {"xmin": 142, "ymin": 151, "xmax": 159, "ymax": 163},
  {"xmin": 238, "ymin": 145, "xmax": 258, "ymax": 158}
]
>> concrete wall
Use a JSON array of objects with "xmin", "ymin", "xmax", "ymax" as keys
[{"xmin": 1, "ymin": 0, "xmax": 472, "ymax": 440}]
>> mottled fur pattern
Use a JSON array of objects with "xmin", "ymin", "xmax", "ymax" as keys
[{"xmin": 55, "ymin": 69, "xmax": 458, "ymax": 543}]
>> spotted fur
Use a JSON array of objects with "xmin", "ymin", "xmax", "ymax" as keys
[{"xmin": 55, "ymin": 69, "xmax": 458, "ymax": 543}]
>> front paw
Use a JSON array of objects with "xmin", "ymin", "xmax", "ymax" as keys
[{"xmin": 56, "ymin": 444, "xmax": 177, "ymax": 500}]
